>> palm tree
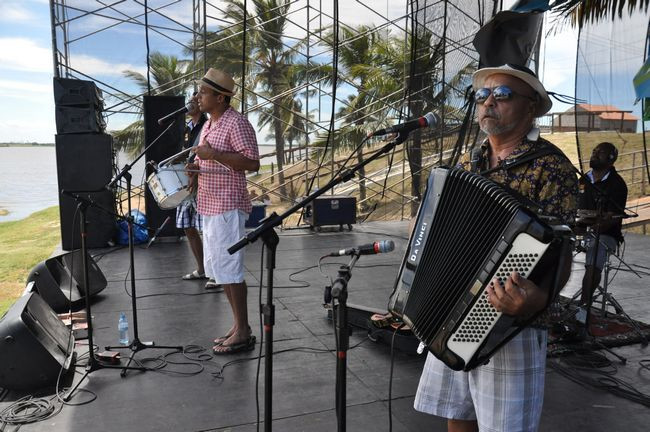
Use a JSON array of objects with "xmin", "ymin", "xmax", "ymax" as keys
[
  {"xmin": 112, "ymin": 52, "xmax": 191, "ymax": 156},
  {"xmin": 325, "ymin": 25, "xmax": 389, "ymax": 206},
  {"xmin": 190, "ymin": 0, "xmax": 295, "ymax": 198},
  {"xmin": 553, "ymin": 0, "xmax": 650, "ymax": 28},
  {"xmin": 374, "ymin": 27, "xmax": 446, "ymax": 215}
]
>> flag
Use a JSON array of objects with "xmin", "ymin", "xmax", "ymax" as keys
[{"xmin": 633, "ymin": 58, "xmax": 650, "ymax": 100}]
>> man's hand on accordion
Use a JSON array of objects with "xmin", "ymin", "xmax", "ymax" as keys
[{"xmin": 486, "ymin": 272, "xmax": 548, "ymax": 319}]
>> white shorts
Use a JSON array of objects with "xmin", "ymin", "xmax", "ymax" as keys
[
  {"xmin": 202, "ymin": 210, "xmax": 248, "ymax": 284},
  {"xmin": 414, "ymin": 327, "xmax": 547, "ymax": 432}
]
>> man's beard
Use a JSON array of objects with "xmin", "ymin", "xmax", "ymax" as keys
[
  {"xmin": 590, "ymin": 157, "xmax": 606, "ymax": 170},
  {"xmin": 479, "ymin": 108, "xmax": 516, "ymax": 135}
]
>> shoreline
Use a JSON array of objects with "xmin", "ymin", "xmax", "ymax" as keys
[
  {"xmin": 0, "ymin": 143, "xmax": 54, "ymax": 147},
  {"xmin": 0, "ymin": 206, "xmax": 61, "ymax": 316}
]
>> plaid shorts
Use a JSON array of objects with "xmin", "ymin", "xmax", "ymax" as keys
[
  {"xmin": 175, "ymin": 199, "xmax": 202, "ymax": 230},
  {"xmin": 414, "ymin": 327, "xmax": 547, "ymax": 432}
]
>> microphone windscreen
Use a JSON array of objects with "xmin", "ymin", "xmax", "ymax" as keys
[
  {"xmin": 424, "ymin": 112, "xmax": 440, "ymax": 128},
  {"xmin": 378, "ymin": 240, "xmax": 395, "ymax": 253}
]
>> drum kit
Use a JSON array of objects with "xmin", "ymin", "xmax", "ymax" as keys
[{"xmin": 561, "ymin": 208, "xmax": 647, "ymax": 345}]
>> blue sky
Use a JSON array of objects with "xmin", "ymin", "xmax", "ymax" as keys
[{"xmin": 0, "ymin": 0, "xmax": 645, "ymax": 143}]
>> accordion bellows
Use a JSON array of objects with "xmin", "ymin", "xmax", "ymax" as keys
[{"xmin": 389, "ymin": 167, "xmax": 571, "ymax": 371}]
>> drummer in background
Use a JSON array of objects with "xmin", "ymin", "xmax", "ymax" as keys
[
  {"xmin": 177, "ymin": 92, "xmax": 210, "ymax": 285},
  {"xmin": 578, "ymin": 142, "xmax": 628, "ymax": 307}
]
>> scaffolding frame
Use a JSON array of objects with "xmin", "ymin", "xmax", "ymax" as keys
[{"xmin": 50, "ymin": 0, "xmax": 492, "ymax": 223}]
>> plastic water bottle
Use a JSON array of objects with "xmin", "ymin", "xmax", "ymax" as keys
[{"xmin": 118, "ymin": 312, "xmax": 129, "ymax": 345}]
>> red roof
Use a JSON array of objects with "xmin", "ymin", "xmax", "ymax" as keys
[
  {"xmin": 576, "ymin": 104, "xmax": 639, "ymax": 121},
  {"xmin": 599, "ymin": 112, "xmax": 639, "ymax": 121}
]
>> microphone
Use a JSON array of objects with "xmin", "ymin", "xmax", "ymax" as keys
[
  {"xmin": 369, "ymin": 112, "xmax": 439, "ymax": 137},
  {"xmin": 328, "ymin": 240, "xmax": 395, "ymax": 257},
  {"xmin": 157, "ymin": 102, "xmax": 196, "ymax": 125}
]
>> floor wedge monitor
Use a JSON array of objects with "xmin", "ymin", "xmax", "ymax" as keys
[
  {"xmin": 0, "ymin": 292, "xmax": 75, "ymax": 390},
  {"xmin": 26, "ymin": 250, "xmax": 107, "ymax": 313}
]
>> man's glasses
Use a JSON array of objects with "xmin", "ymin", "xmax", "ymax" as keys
[{"xmin": 474, "ymin": 86, "xmax": 536, "ymax": 104}]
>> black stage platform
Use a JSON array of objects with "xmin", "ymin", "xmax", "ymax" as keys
[{"xmin": 2, "ymin": 221, "xmax": 650, "ymax": 431}]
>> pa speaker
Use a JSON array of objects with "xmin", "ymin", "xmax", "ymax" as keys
[
  {"xmin": 59, "ymin": 190, "xmax": 116, "ymax": 250},
  {"xmin": 55, "ymin": 105, "xmax": 106, "ymax": 134},
  {"xmin": 0, "ymin": 292, "xmax": 75, "ymax": 390},
  {"xmin": 26, "ymin": 249, "xmax": 107, "ymax": 312},
  {"xmin": 143, "ymin": 95, "xmax": 185, "ymax": 238},
  {"xmin": 55, "ymin": 133, "xmax": 113, "ymax": 191},
  {"xmin": 53, "ymin": 77, "xmax": 103, "ymax": 108}
]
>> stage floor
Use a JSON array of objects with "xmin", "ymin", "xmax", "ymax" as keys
[{"xmin": 2, "ymin": 221, "xmax": 650, "ymax": 431}]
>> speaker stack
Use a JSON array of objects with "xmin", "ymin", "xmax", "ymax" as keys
[
  {"xmin": 143, "ymin": 95, "xmax": 185, "ymax": 238},
  {"xmin": 54, "ymin": 77, "xmax": 105, "ymax": 134},
  {"xmin": 53, "ymin": 78, "xmax": 115, "ymax": 250}
]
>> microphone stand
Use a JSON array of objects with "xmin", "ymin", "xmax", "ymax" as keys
[
  {"xmin": 104, "ymin": 119, "xmax": 183, "ymax": 376},
  {"xmin": 227, "ymin": 132, "xmax": 409, "ymax": 432},
  {"xmin": 61, "ymin": 192, "xmax": 147, "ymax": 401},
  {"xmin": 324, "ymin": 254, "xmax": 360, "ymax": 432}
]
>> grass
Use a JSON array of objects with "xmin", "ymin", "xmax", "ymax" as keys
[{"xmin": 0, "ymin": 206, "xmax": 61, "ymax": 316}]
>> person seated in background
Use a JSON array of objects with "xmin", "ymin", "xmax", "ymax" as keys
[{"xmin": 578, "ymin": 141, "xmax": 628, "ymax": 311}]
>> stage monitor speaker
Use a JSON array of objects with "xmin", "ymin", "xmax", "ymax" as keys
[
  {"xmin": 143, "ymin": 95, "xmax": 185, "ymax": 238},
  {"xmin": 55, "ymin": 133, "xmax": 113, "ymax": 191},
  {"xmin": 26, "ymin": 250, "xmax": 107, "ymax": 313},
  {"xmin": 59, "ymin": 190, "xmax": 116, "ymax": 250},
  {"xmin": 55, "ymin": 105, "xmax": 106, "ymax": 134},
  {"xmin": 0, "ymin": 292, "xmax": 75, "ymax": 390},
  {"xmin": 53, "ymin": 77, "xmax": 103, "ymax": 108},
  {"xmin": 304, "ymin": 196, "xmax": 357, "ymax": 230}
]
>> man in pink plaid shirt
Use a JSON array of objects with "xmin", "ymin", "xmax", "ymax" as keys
[{"xmin": 187, "ymin": 68, "xmax": 259, "ymax": 355}]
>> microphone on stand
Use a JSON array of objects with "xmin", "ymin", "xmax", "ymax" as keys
[
  {"xmin": 369, "ymin": 112, "xmax": 439, "ymax": 137},
  {"xmin": 157, "ymin": 102, "xmax": 196, "ymax": 125},
  {"xmin": 328, "ymin": 240, "xmax": 395, "ymax": 257}
]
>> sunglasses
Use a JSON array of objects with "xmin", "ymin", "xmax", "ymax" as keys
[{"xmin": 474, "ymin": 86, "xmax": 536, "ymax": 104}]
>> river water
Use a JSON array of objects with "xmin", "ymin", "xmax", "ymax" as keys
[
  {"xmin": 0, "ymin": 144, "xmax": 277, "ymax": 223},
  {"xmin": 0, "ymin": 146, "xmax": 59, "ymax": 222}
]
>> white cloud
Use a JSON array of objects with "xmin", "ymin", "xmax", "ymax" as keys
[
  {"xmin": 0, "ymin": 38, "xmax": 53, "ymax": 73},
  {"xmin": 70, "ymin": 54, "xmax": 147, "ymax": 77},
  {"xmin": 0, "ymin": 79, "xmax": 51, "ymax": 94},
  {"xmin": 0, "ymin": 2, "xmax": 33, "ymax": 22},
  {"xmin": 539, "ymin": 25, "xmax": 578, "ymax": 94}
]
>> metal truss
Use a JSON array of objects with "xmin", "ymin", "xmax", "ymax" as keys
[{"xmin": 50, "ymin": 0, "xmax": 494, "ymax": 222}]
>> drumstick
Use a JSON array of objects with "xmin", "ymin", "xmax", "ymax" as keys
[{"xmin": 193, "ymin": 143, "xmax": 233, "ymax": 172}]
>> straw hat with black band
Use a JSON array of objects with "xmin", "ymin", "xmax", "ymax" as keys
[
  {"xmin": 196, "ymin": 68, "xmax": 236, "ymax": 97},
  {"xmin": 472, "ymin": 63, "xmax": 552, "ymax": 118}
]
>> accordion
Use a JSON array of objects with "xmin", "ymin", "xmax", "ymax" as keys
[{"xmin": 388, "ymin": 167, "xmax": 572, "ymax": 371}]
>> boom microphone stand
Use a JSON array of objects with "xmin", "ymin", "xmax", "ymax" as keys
[
  {"xmin": 61, "ymin": 192, "xmax": 146, "ymax": 400},
  {"xmin": 227, "ymin": 132, "xmax": 409, "ymax": 432},
  {"xmin": 104, "ymin": 119, "xmax": 183, "ymax": 376}
]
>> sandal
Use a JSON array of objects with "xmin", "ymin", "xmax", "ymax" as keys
[
  {"xmin": 214, "ymin": 326, "xmax": 252, "ymax": 345},
  {"xmin": 205, "ymin": 279, "xmax": 223, "ymax": 291},
  {"xmin": 182, "ymin": 270, "xmax": 207, "ymax": 280},
  {"xmin": 212, "ymin": 336, "xmax": 256, "ymax": 355}
]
